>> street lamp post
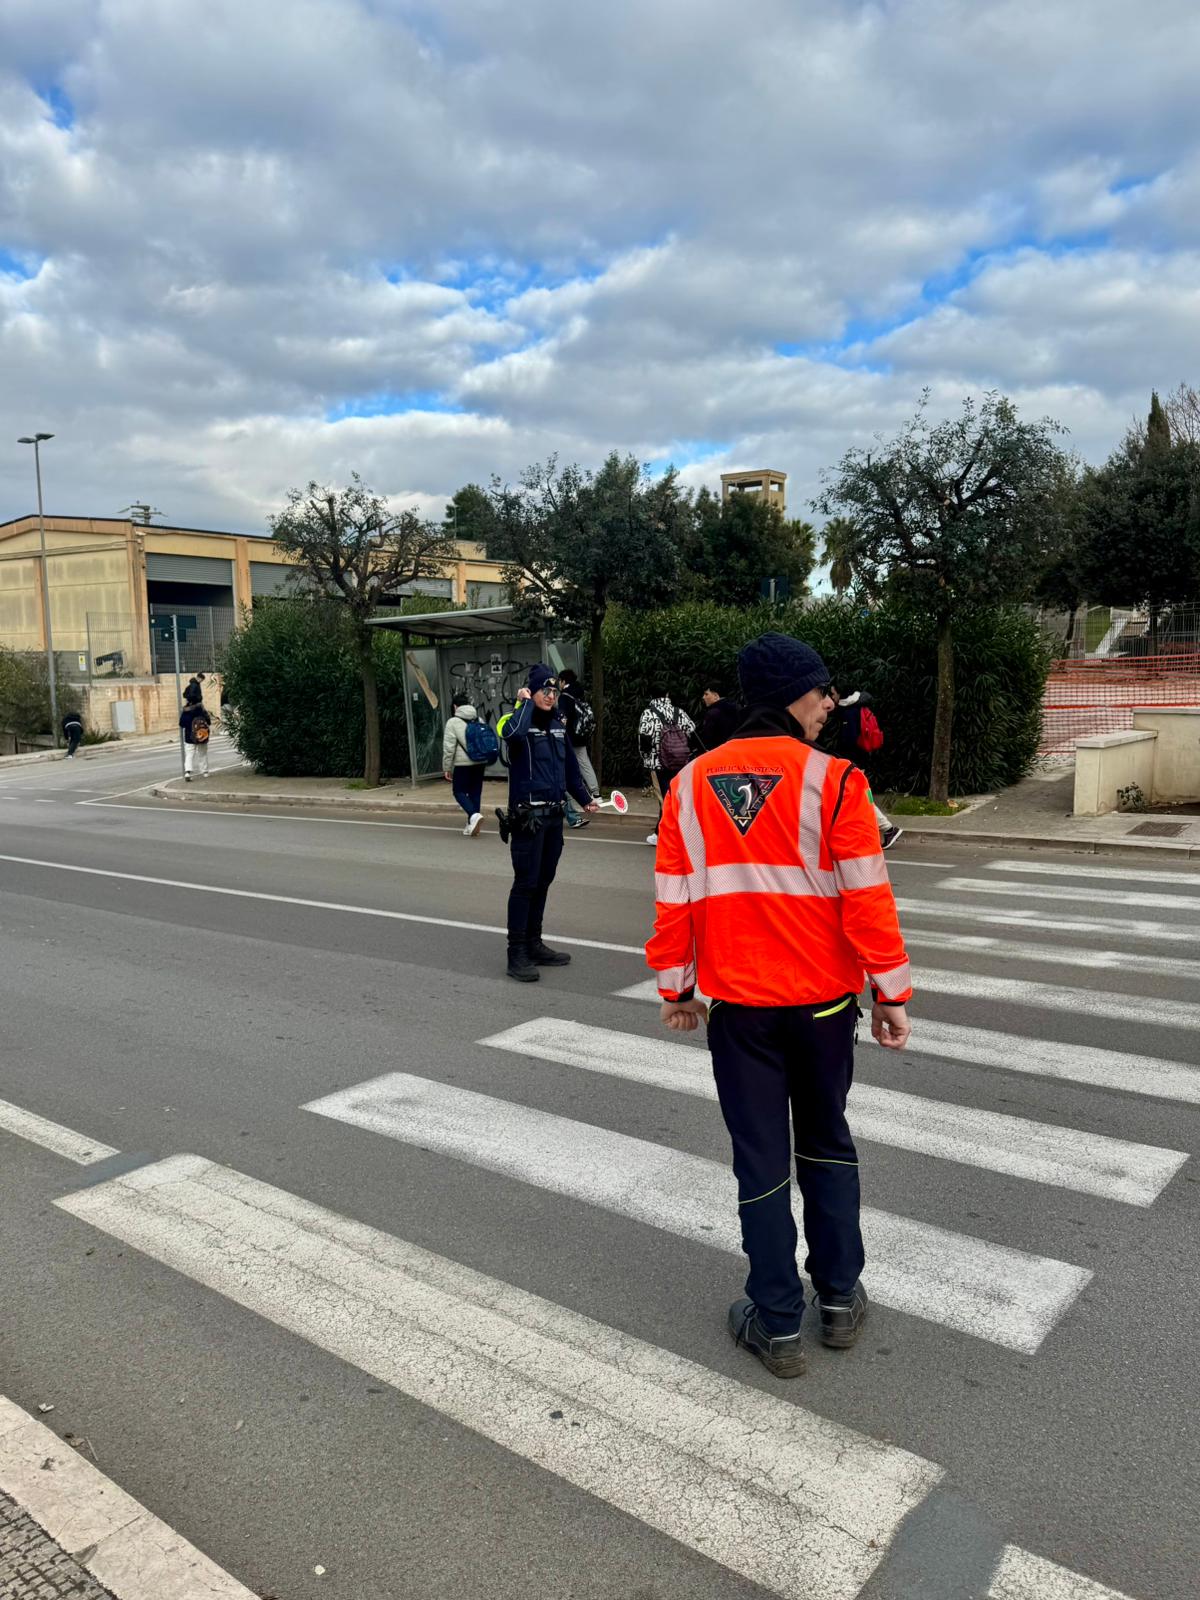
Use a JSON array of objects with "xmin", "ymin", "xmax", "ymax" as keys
[{"xmin": 17, "ymin": 432, "xmax": 59, "ymax": 747}]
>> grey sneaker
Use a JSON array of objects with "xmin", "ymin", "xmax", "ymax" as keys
[
  {"xmin": 880, "ymin": 825, "xmax": 904, "ymax": 851},
  {"xmin": 814, "ymin": 1282, "xmax": 869, "ymax": 1349},
  {"xmin": 727, "ymin": 1297, "xmax": 806, "ymax": 1379}
]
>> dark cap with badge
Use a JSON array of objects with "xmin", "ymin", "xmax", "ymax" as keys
[{"xmin": 527, "ymin": 663, "xmax": 559, "ymax": 694}]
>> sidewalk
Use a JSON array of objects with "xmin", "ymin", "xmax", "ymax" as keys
[
  {"xmin": 0, "ymin": 1398, "xmax": 254, "ymax": 1599},
  {"xmin": 150, "ymin": 763, "xmax": 1200, "ymax": 856},
  {"xmin": 0, "ymin": 733, "xmax": 177, "ymax": 769}
]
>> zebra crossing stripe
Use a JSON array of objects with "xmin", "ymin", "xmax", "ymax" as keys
[
  {"xmin": 937, "ymin": 876, "xmax": 1200, "ymax": 914},
  {"xmin": 896, "ymin": 897, "xmax": 1200, "ymax": 945},
  {"xmin": 487, "ymin": 1017, "xmax": 1187, "ymax": 1205},
  {"xmin": 986, "ymin": 858, "xmax": 1200, "ymax": 890},
  {"xmin": 303, "ymin": 1074, "xmax": 1091, "ymax": 1353},
  {"xmin": 901, "ymin": 929, "xmax": 1196, "ymax": 984},
  {"xmin": 911, "ymin": 1018, "xmax": 1200, "ymax": 1105},
  {"xmin": 988, "ymin": 1544, "xmax": 1136, "ymax": 1599},
  {"xmin": 617, "ymin": 968, "xmax": 1200, "ymax": 1032},
  {"xmin": 0, "ymin": 1095, "xmax": 118, "ymax": 1165},
  {"xmin": 55, "ymin": 1154, "xmax": 943, "ymax": 1600}
]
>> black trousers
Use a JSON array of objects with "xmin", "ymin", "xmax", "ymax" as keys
[
  {"xmin": 506, "ymin": 816, "xmax": 564, "ymax": 941},
  {"xmin": 708, "ymin": 996, "xmax": 863, "ymax": 1335}
]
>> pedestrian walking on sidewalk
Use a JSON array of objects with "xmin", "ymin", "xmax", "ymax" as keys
[
  {"xmin": 61, "ymin": 709, "xmax": 84, "ymax": 758},
  {"xmin": 500, "ymin": 665, "xmax": 597, "ymax": 982},
  {"xmin": 696, "ymin": 685, "xmax": 741, "ymax": 752},
  {"xmin": 180, "ymin": 700, "xmax": 212, "ymax": 780},
  {"xmin": 182, "ymin": 672, "xmax": 206, "ymax": 708},
  {"xmin": 646, "ymin": 631, "xmax": 913, "ymax": 1379},
  {"xmin": 638, "ymin": 693, "xmax": 696, "ymax": 846},
  {"xmin": 558, "ymin": 668, "xmax": 600, "ymax": 829},
  {"xmin": 831, "ymin": 688, "xmax": 902, "ymax": 850},
  {"xmin": 442, "ymin": 693, "xmax": 495, "ymax": 836}
]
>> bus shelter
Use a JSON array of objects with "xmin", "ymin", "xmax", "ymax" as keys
[{"xmin": 365, "ymin": 605, "xmax": 582, "ymax": 786}]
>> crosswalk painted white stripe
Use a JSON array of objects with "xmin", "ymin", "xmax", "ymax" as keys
[
  {"xmin": 0, "ymin": 1096, "xmax": 118, "ymax": 1164},
  {"xmin": 895, "ymin": 896, "xmax": 1200, "ymax": 945},
  {"xmin": 901, "ymin": 928, "xmax": 1196, "ymax": 983},
  {"xmin": 911, "ymin": 1018, "xmax": 1200, "ymax": 1104},
  {"xmin": 986, "ymin": 858, "xmax": 1200, "ymax": 890},
  {"xmin": 988, "ymin": 1544, "xmax": 1135, "ymax": 1599},
  {"xmin": 937, "ymin": 876, "xmax": 1200, "ymax": 914},
  {"xmin": 618, "ymin": 966, "xmax": 1200, "ymax": 1033},
  {"xmin": 304, "ymin": 1073, "xmax": 1090, "ymax": 1353},
  {"xmin": 56, "ymin": 1154, "xmax": 943, "ymax": 1600},
  {"xmin": 490, "ymin": 1017, "xmax": 1187, "ymax": 1206}
]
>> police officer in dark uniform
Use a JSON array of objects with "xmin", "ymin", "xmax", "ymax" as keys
[{"xmin": 501, "ymin": 664, "xmax": 597, "ymax": 981}]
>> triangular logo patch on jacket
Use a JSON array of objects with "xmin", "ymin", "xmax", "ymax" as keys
[{"xmin": 706, "ymin": 772, "xmax": 782, "ymax": 834}]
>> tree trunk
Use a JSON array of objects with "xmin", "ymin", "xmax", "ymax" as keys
[
  {"xmin": 1062, "ymin": 604, "xmax": 1078, "ymax": 657},
  {"xmin": 929, "ymin": 613, "xmax": 955, "ymax": 804},
  {"xmin": 589, "ymin": 610, "xmax": 605, "ymax": 785},
  {"xmin": 356, "ymin": 629, "xmax": 382, "ymax": 786},
  {"xmin": 1149, "ymin": 604, "xmax": 1161, "ymax": 657}
]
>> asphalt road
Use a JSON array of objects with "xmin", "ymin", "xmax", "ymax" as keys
[{"xmin": 0, "ymin": 742, "xmax": 1197, "ymax": 1600}]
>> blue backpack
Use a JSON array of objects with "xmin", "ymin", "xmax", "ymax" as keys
[{"xmin": 463, "ymin": 718, "xmax": 500, "ymax": 764}]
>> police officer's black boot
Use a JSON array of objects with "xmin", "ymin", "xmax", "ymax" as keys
[
  {"xmin": 527, "ymin": 927, "xmax": 571, "ymax": 966},
  {"xmin": 813, "ymin": 1281, "xmax": 869, "ymax": 1349},
  {"xmin": 506, "ymin": 940, "xmax": 539, "ymax": 982},
  {"xmin": 727, "ymin": 1297, "xmax": 806, "ymax": 1379}
]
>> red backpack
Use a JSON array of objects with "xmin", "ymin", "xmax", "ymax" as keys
[{"xmin": 857, "ymin": 706, "xmax": 883, "ymax": 753}]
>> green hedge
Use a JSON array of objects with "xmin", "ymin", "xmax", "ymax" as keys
[
  {"xmin": 597, "ymin": 598, "xmax": 1050, "ymax": 796},
  {"xmin": 223, "ymin": 594, "xmax": 1050, "ymax": 797},
  {"xmin": 220, "ymin": 600, "xmax": 411, "ymax": 778}
]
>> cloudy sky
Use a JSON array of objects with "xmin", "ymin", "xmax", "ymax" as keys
[{"xmin": 2, "ymin": 0, "xmax": 1198, "ymax": 539}]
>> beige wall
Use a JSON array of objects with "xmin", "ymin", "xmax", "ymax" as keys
[
  {"xmin": 1072, "ymin": 731, "xmax": 1157, "ymax": 816},
  {"xmin": 82, "ymin": 674, "xmax": 223, "ymax": 736},
  {"xmin": 1131, "ymin": 710, "xmax": 1200, "ymax": 803}
]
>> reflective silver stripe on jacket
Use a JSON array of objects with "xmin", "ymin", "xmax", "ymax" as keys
[
  {"xmin": 833, "ymin": 853, "xmax": 890, "ymax": 892},
  {"xmin": 869, "ymin": 958, "xmax": 912, "ymax": 998}
]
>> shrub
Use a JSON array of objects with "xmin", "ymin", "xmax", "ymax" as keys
[
  {"xmin": 0, "ymin": 647, "xmax": 81, "ymax": 739},
  {"xmin": 596, "ymin": 599, "xmax": 1051, "ymax": 796},
  {"xmin": 220, "ymin": 600, "xmax": 411, "ymax": 778}
]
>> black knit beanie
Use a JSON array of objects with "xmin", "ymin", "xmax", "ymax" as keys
[{"xmin": 737, "ymin": 632, "xmax": 830, "ymax": 710}]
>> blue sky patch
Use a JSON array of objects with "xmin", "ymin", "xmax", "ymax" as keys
[
  {"xmin": 646, "ymin": 438, "xmax": 731, "ymax": 472},
  {"xmin": 326, "ymin": 390, "xmax": 464, "ymax": 421},
  {"xmin": 35, "ymin": 82, "xmax": 75, "ymax": 130},
  {"xmin": 0, "ymin": 248, "xmax": 43, "ymax": 281}
]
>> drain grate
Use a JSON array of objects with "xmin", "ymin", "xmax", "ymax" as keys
[{"xmin": 1127, "ymin": 821, "xmax": 1187, "ymax": 838}]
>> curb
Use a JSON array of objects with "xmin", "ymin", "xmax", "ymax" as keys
[
  {"xmin": 898, "ymin": 825, "xmax": 1200, "ymax": 860},
  {"xmin": 148, "ymin": 784, "xmax": 1200, "ymax": 857}
]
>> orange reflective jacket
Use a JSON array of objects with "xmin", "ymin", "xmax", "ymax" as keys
[{"xmin": 645, "ymin": 734, "xmax": 912, "ymax": 1008}]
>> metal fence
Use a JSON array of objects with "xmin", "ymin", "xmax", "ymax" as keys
[
  {"xmin": 148, "ymin": 606, "xmax": 236, "ymax": 675},
  {"xmin": 1037, "ymin": 603, "xmax": 1200, "ymax": 660}
]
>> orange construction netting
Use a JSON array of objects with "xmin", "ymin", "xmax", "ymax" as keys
[{"xmin": 1040, "ymin": 651, "xmax": 1200, "ymax": 753}]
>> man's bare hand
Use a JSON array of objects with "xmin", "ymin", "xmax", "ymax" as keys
[
  {"xmin": 660, "ymin": 998, "xmax": 709, "ymax": 1033},
  {"xmin": 871, "ymin": 1002, "xmax": 911, "ymax": 1050},
  {"xmin": 517, "ymin": 686, "xmax": 532, "ymax": 701}
]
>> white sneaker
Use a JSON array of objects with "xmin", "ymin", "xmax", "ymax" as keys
[
  {"xmin": 646, "ymin": 832, "xmax": 658, "ymax": 846},
  {"xmin": 462, "ymin": 820, "xmax": 473, "ymax": 835},
  {"xmin": 468, "ymin": 812, "xmax": 483, "ymax": 836}
]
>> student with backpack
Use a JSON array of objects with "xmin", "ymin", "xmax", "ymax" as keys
[
  {"xmin": 638, "ymin": 694, "xmax": 697, "ymax": 846},
  {"xmin": 832, "ymin": 688, "xmax": 902, "ymax": 850},
  {"xmin": 442, "ymin": 694, "xmax": 499, "ymax": 836},
  {"xmin": 179, "ymin": 698, "xmax": 212, "ymax": 780},
  {"xmin": 558, "ymin": 668, "xmax": 600, "ymax": 828}
]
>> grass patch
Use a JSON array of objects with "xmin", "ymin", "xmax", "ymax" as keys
[
  {"xmin": 879, "ymin": 794, "xmax": 964, "ymax": 817},
  {"xmin": 344, "ymin": 778, "xmax": 372, "ymax": 790}
]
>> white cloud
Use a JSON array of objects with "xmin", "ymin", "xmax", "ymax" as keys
[{"xmin": 1, "ymin": 0, "xmax": 1199, "ymax": 532}]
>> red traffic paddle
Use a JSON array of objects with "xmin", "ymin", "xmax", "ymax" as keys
[{"xmin": 593, "ymin": 789, "xmax": 629, "ymax": 814}]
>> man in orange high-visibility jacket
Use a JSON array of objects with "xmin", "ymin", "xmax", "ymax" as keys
[{"xmin": 646, "ymin": 632, "xmax": 913, "ymax": 1380}]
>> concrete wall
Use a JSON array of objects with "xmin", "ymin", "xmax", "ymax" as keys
[
  {"xmin": 1073, "ymin": 730, "xmax": 1157, "ymax": 816},
  {"xmin": 80, "ymin": 674, "xmax": 222, "ymax": 737},
  {"xmin": 1131, "ymin": 709, "xmax": 1200, "ymax": 803}
]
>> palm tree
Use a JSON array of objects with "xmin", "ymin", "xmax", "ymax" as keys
[{"xmin": 822, "ymin": 517, "xmax": 857, "ymax": 595}]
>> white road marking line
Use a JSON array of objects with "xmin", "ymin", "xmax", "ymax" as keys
[
  {"xmin": 77, "ymin": 799, "xmax": 651, "ymax": 844},
  {"xmin": 911, "ymin": 1018, "xmax": 1200, "ymax": 1104},
  {"xmin": 901, "ymin": 928, "xmax": 1196, "ymax": 983},
  {"xmin": 988, "ymin": 1544, "xmax": 1136, "ymax": 1599},
  {"xmin": 56, "ymin": 1155, "xmax": 943, "ymax": 1600},
  {"xmin": 987, "ymin": 857, "xmax": 1200, "ymax": 888},
  {"xmin": 0, "ymin": 853, "xmax": 639, "ymax": 952},
  {"xmin": 0, "ymin": 1395, "xmax": 256, "ymax": 1599},
  {"xmin": 0, "ymin": 1096, "xmax": 118, "ymax": 1164},
  {"xmin": 895, "ymin": 896, "xmax": 1200, "ymax": 945},
  {"xmin": 619, "ymin": 967, "xmax": 1200, "ymax": 1032},
  {"xmin": 305, "ymin": 1074, "xmax": 1091, "ymax": 1352},
  {"xmin": 938, "ymin": 876, "xmax": 1200, "ymax": 914},
  {"xmin": 32, "ymin": 797, "xmax": 56, "ymax": 803},
  {"xmin": 485, "ymin": 1018, "xmax": 1186, "ymax": 1206}
]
